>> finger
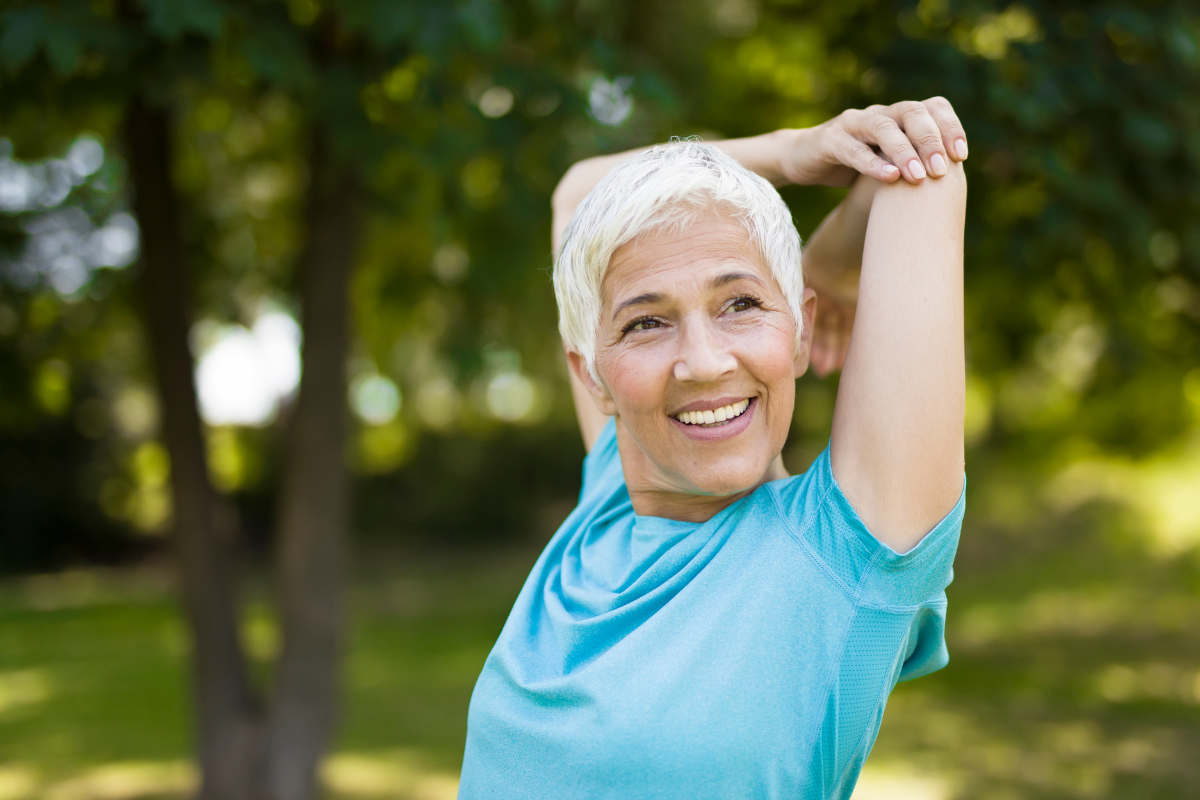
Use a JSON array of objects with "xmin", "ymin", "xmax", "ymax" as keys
[
  {"xmin": 808, "ymin": 305, "xmax": 834, "ymax": 376},
  {"xmin": 810, "ymin": 301, "xmax": 849, "ymax": 376},
  {"xmin": 922, "ymin": 95, "xmax": 969, "ymax": 161},
  {"xmin": 885, "ymin": 100, "xmax": 950, "ymax": 177},
  {"xmin": 835, "ymin": 133, "xmax": 901, "ymax": 183},
  {"xmin": 843, "ymin": 109, "xmax": 925, "ymax": 183},
  {"xmin": 810, "ymin": 331, "xmax": 837, "ymax": 377}
]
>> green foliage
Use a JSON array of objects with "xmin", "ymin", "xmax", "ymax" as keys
[{"xmin": 0, "ymin": 0, "xmax": 1197, "ymax": 562}]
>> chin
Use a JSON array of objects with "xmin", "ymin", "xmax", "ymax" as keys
[{"xmin": 680, "ymin": 457, "xmax": 773, "ymax": 497}]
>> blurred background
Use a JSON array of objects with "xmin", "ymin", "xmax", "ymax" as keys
[{"xmin": 1, "ymin": 0, "xmax": 1199, "ymax": 798}]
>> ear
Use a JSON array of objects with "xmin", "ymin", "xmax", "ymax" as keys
[
  {"xmin": 565, "ymin": 346, "xmax": 619, "ymax": 416},
  {"xmin": 793, "ymin": 287, "xmax": 819, "ymax": 379}
]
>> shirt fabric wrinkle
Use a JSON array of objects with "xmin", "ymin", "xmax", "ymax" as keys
[{"xmin": 459, "ymin": 418, "xmax": 965, "ymax": 800}]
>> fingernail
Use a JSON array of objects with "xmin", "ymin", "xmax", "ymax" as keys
[
  {"xmin": 930, "ymin": 153, "xmax": 947, "ymax": 176},
  {"xmin": 907, "ymin": 159, "xmax": 926, "ymax": 180},
  {"xmin": 954, "ymin": 139, "xmax": 968, "ymax": 160},
  {"xmin": 881, "ymin": 164, "xmax": 899, "ymax": 177}
]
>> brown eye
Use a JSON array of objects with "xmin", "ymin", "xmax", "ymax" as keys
[
  {"xmin": 625, "ymin": 317, "xmax": 662, "ymax": 333},
  {"xmin": 728, "ymin": 296, "xmax": 759, "ymax": 313}
]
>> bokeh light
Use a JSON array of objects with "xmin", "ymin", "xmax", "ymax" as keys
[{"xmin": 193, "ymin": 311, "xmax": 301, "ymax": 426}]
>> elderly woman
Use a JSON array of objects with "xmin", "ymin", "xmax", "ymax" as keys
[{"xmin": 459, "ymin": 99, "xmax": 969, "ymax": 798}]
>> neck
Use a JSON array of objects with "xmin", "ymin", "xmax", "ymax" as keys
[{"xmin": 614, "ymin": 418, "xmax": 789, "ymax": 523}]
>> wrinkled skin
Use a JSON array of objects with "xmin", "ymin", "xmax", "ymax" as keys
[{"xmin": 568, "ymin": 215, "xmax": 817, "ymax": 522}]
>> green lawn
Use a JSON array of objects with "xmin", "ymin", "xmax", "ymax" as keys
[{"xmin": 2, "ymin": 509, "xmax": 1199, "ymax": 799}]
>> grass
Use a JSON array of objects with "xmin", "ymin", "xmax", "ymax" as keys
[{"xmin": 2, "ymin": 503, "xmax": 1199, "ymax": 799}]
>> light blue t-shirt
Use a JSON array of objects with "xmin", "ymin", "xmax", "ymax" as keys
[{"xmin": 460, "ymin": 419, "xmax": 964, "ymax": 799}]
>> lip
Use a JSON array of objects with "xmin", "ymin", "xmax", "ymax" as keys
[
  {"xmin": 670, "ymin": 397, "xmax": 757, "ymax": 442},
  {"xmin": 670, "ymin": 395, "xmax": 752, "ymax": 415}
]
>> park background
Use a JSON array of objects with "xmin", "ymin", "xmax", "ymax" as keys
[{"xmin": 2, "ymin": 0, "xmax": 1199, "ymax": 798}]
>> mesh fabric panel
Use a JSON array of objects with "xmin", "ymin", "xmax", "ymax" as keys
[{"xmin": 798, "ymin": 607, "xmax": 911, "ymax": 800}]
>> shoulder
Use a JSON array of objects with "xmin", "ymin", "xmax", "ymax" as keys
[{"xmin": 767, "ymin": 443, "xmax": 965, "ymax": 606}]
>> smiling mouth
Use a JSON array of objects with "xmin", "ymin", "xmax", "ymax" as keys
[{"xmin": 673, "ymin": 398, "xmax": 752, "ymax": 427}]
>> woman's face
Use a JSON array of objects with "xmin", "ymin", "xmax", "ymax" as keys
[{"xmin": 572, "ymin": 213, "xmax": 816, "ymax": 508}]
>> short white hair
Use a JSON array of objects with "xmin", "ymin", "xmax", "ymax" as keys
[{"xmin": 554, "ymin": 139, "xmax": 804, "ymax": 378}]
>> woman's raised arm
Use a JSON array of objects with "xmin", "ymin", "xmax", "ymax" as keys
[{"xmin": 830, "ymin": 163, "xmax": 967, "ymax": 554}]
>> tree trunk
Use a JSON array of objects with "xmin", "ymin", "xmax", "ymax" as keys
[
  {"xmin": 123, "ymin": 100, "xmax": 261, "ymax": 799},
  {"xmin": 264, "ymin": 135, "xmax": 359, "ymax": 800}
]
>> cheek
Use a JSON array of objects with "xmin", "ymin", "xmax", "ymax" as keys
[
  {"xmin": 598, "ymin": 345, "xmax": 670, "ymax": 416},
  {"xmin": 737, "ymin": 316, "xmax": 798, "ymax": 384}
]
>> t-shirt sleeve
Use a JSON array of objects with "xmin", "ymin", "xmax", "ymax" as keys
[
  {"xmin": 578, "ymin": 417, "xmax": 622, "ymax": 502},
  {"xmin": 770, "ymin": 443, "xmax": 964, "ymax": 677}
]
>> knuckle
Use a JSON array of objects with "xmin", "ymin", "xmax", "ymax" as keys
[
  {"xmin": 915, "ymin": 130, "xmax": 944, "ymax": 148},
  {"xmin": 844, "ymin": 139, "xmax": 870, "ymax": 157},
  {"xmin": 907, "ymin": 103, "xmax": 934, "ymax": 121},
  {"xmin": 870, "ymin": 116, "xmax": 898, "ymax": 134}
]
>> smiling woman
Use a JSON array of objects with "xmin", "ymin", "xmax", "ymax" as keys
[
  {"xmin": 459, "ymin": 100, "xmax": 969, "ymax": 800},
  {"xmin": 580, "ymin": 209, "xmax": 805, "ymax": 518}
]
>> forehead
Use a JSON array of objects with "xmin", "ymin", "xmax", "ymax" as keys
[{"xmin": 602, "ymin": 215, "xmax": 771, "ymax": 308}]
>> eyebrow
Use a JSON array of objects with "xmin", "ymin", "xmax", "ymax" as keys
[
  {"xmin": 610, "ymin": 271, "xmax": 765, "ymax": 319},
  {"xmin": 710, "ymin": 271, "xmax": 762, "ymax": 289},
  {"xmin": 612, "ymin": 292, "xmax": 665, "ymax": 317}
]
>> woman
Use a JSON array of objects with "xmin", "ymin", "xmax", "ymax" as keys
[{"xmin": 459, "ymin": 99, "xmax": 969, "ymax": 799}]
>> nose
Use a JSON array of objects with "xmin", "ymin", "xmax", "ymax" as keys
[{"xmin": 673, "ymin": 315, "xmax": 737, "ymax": 383}]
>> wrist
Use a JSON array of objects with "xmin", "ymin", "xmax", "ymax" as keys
[{"xmin": 769, "ymin": 127, "xmax": 808, "ymax": 187}]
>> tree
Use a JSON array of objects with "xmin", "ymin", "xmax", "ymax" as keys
[
  {"xmin": 0, "ymin": 1, "xmax": 667, "ymax": 796},
  {"xmin": 2, "ymin": 0, "xmax": 1197, "ymax": 797},
  {"xmin": 2, "ymin": 2, "xmax": 369, "ymax": 796}
]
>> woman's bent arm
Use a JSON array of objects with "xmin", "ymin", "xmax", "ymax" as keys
[{"xmin": 830, "ymin": 163, "xmax": 967, "ymax": 553}]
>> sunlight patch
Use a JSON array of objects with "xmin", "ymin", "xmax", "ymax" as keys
[
  {"xmin": 42, "ymin": 761, "xmax": 194, "ymax": 800},
  {"xmin": 1048, "ymin": 433, "xmax": 1200, "ymax": 554},
  {"xmin": 0, "ymin": 669, "xmax": 54, "ymax": 714},
  {"xmin": 0, "ymin": 767, "xmax": 37, "ymax": 800},
  {"xmin": 851, "ymin": 763, "xmax": 954, "ymax": 800},
  {"xmin": 323, "ymin": 751, "xmax": 458, "ymax": 799}
]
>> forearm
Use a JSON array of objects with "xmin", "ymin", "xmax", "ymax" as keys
[
  {"xmin": 830, "ymin": 163, "xmax": 967, "ymax": 552},
  {"xmin": 801, "ymin": 175, "xmax": 878, "ymax": 302}
]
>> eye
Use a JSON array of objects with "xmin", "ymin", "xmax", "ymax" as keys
[
  {"xmin": 727, "ymin": 295, "xmax": 761, "ymax": 314},
  {"xmin": 623, "ymin": 317, "xmax": 663, "ymax": 334}
]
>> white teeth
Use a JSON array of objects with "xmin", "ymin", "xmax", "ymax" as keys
[{"xmin": 674, "ymin": 399, "xmax": 751, "ymax": 427}]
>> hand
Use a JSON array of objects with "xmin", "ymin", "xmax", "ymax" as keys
[
  {"xmin": 806, "ymin": 273, "xmax": 857, "ymax": 378},
  {"xmin": 781, "ymin": 97, "xmax": 969, "ymax": 187}
]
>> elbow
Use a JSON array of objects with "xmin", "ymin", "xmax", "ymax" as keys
[
  {"xmin": 941, "ymin": 160, "xmax": 968, "ymax": 197},
  {"xmin": 874, "ymin": 161, "xmax": 967, "ymax": 216},
  {"xmin": 927, "ymin": 160, "xmax": 967, "ymax": 201},
  {"xmin": 551, "ymin": 161, "xmax": 591, "ymax": 219},
  {"xmin": 550, "ymin": 164, "xmax": 576, "ymax": 211},
  {"xmin": 884, "ymin": 159, "xmax": 966, "ymax": 194}
]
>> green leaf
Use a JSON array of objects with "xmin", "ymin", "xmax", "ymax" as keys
[
  {"xmin": 530, "ymin": 0, "xmax": 563, "ymax": 16},
  {"xmin": 142, "ymin": 0, "xmax": 227, "ymax": 42},
  {"xmin": 45, "ymin": 25, "xmax": 83, "ymax": 76},
  {"xmin": 239, "ymin": 22, "xmax": 313, "ymax": 91},
  {"xmin": 0, "ymin": 6, "xmax": 49, "ymax": 72},
  {"xmin": 344, "ymin": 0, "xmax": 418, "ymax": 47},
  {"xmin": 457, "ymin": 0, "xmax": 503, "ymax": 52}
]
